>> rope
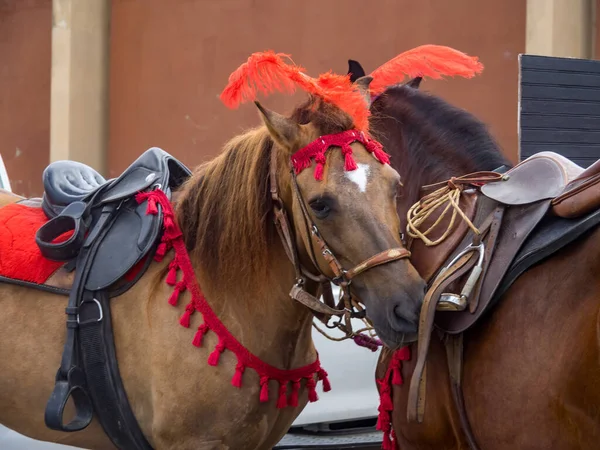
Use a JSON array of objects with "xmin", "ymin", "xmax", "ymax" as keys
[
  {"xmin": 406, "ymin": 172, "xmax": 504, "ymax": 247},
  {"xmin": 312, "ymin": 320, "xmax": 378, "ymax": 342}
]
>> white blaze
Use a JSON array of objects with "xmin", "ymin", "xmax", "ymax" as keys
[{"xmin": 345, "ymin": 163, "xmax": 370, "ymax": 193}]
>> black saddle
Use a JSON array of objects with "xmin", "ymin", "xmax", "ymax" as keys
[
  {"xmin": 39, "ymin": 147, "xmax": 191, "ymax": 450},
  {"xmin": 42, "ymin": 161, "xmax": 107, "ymax": 214}
]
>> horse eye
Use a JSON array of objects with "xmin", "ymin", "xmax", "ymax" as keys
[{"xmin": 309, "ymin": 199, "xmax": 331, "ymax": 219}]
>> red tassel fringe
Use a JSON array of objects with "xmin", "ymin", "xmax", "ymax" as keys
[
  {"xmin": 192, "ymin": 323, "xmax": 209, "ymax": 347},
  {"xmin": 179, "ymin": 302, "xmax": 195, "ymax": 328},
  {"xmin": 289, "ymin": 379, "xmax": 301, "ymax": 407},
  {"xmin": 317, "ymin": 368, "xmax": 331, "ymax": 392},
  {"xmin": 306, "ymin": 376, "xmax": 318, "ymax": 402},
  {"xmin": 146, "ymin": 197, "xmax": 158, "ymax": 215},
  {"xmin": 136, "ymin": 189, "xmax": 332, "ymax": 412},
  {"xmin": 376, "ymin": 346, "xmax": 411, "ymax": 450},
  {"xmin": 342, "ymin": 145, "xmax": 358, "ymax": 171},
  {"xmin": 168, "ymin": 281, "xmax": 186, "ymax": 306},
  {"xmin": 207, "ymin": 341, "xmax": 225, "ymax": 366},
  {"xmin": 291, "ymin": 129, "xmax": 388, "ymax": 181},
  {"xmin": 231, "ymin": 362, "xmax": 246, "ymax": 388},
  {"xmin": 276, "ymin": 381, "xmax": 288, "ymax": 409},
  {"xmin": 166, "ymin": 261, "xmax": 178, "ymax": 286},
  {"xmin": 259, "ymin": 377, "xmax": 270, "ymax": 403}
]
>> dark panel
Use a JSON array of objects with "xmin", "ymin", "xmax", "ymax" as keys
[{"xmin": 519, "ymin": 54, "xmax": 600, "ymax": 167}]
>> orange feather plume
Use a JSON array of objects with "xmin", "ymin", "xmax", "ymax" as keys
[
  {"xmin": 369, "ymin": 45, "xmax": 484, "ymax": 94},
  {"xmin": 220, "ymin": 50, "xmax": 370, "ymax": 132}
]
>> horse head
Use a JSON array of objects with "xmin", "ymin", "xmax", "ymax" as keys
[{"xmin": 257, "ymin": 96, "xmax": 425, "ymax": 346}]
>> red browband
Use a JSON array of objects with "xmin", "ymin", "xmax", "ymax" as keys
[{"xmin": 291, "ymin": 130, "xmax": 390, "ymax": 180}]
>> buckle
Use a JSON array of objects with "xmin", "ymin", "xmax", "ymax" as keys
[{"xmin": 77, "ymin": 298, "xmax": 103, "ymax": 325}]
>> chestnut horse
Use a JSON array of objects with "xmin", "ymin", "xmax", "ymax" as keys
[
  {"xmin": 353, "ymin": 58, "xmax": 600, "ymax": 449},
  {"xmin": 0, "ymin": 63, "xmax": 425, "ymax": 448}
]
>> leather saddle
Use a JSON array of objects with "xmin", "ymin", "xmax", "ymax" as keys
[
  {"xmin": 37, "ymin": 147, "xmax": 191, "ymax": 450},
  {"xmin": 411, "ymin": 151, "xmax": 600, "ymax": 333},
  {"xmin": 406, "ymin": 151, "xmax": 600, "ymax": 438}
]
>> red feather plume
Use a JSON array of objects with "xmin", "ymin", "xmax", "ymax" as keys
[
  {"xmin": 220, "ymin": 51, "xmax": 370, "ymax": 132},
  {"xmin": 369, "ymin": 45, "xmax": 484, "ymax": 94}
]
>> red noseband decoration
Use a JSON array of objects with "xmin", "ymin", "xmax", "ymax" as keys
[{"xmin": 291, "ymin": 130, "xmax": 390, "ymax": 180}]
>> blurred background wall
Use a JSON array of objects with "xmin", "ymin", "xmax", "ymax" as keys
[{"xmin": 0, "ymin": 0, "xmax": 597, "ymax": 197}]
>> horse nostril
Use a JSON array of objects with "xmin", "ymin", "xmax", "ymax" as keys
[{"xmin": 390, "ymin": 304, "xmax": 418, "ymax": 334}]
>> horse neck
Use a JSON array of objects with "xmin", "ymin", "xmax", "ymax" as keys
[
  {"xmin": 395, "ymin": 137, "xmax": 484, "ymax": 231},
  {"xmin": 372, "ymin": 89, "xmax": 508, "ymax": 226},
  {"xmin": 195, "ymin": 241, "xmax": 317, "ymax": 368}
]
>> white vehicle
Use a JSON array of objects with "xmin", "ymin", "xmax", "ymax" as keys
[{"xmin": 0, "ymin": 154, "xmax": 383, "ymax": 449}]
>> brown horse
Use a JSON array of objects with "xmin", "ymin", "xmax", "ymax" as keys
[
  {"xmin": 0, "ymin": 59, "xmax": 425, "ymax": 449},
  {"xmin": 353, "ymin": 56, "xmax": 600, "ymax": 449}
]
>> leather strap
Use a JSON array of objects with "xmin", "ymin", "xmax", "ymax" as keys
[
  {"xmin": 407, "ymin": 251, "xmax": 478, "ymax": 423},
  {"xmin": 469, "ymin": 206, "xmax": 505, "ymax": 313},
  {"xmin": 345, "ymin": 248, "xmax": 411, "ymax": 280},
  {"xmin": 289, "ymin": 285, "xmax": 344, "ymax": 316},
  {"xmin": 445, "ymin": 333, "xmax": 480, "ymax": 450},
  {"xmin": 270, "ymin": 146, "xmax": 411, "ymax": 329}
]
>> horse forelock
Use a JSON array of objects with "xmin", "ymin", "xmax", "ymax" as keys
[{"xmin": 174, "ymin": 97, "xmax": 357, "ymax": 294}]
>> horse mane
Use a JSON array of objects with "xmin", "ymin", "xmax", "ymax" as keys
[
  {"xmin": 174, "ymin": 96, "xmax": 354, "ymax": 293},
  {"xmin": 369, "ymin": 84, "xmax": 511, "ymax": 207}
]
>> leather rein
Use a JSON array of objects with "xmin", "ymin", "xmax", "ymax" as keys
[{"xmin": 269, "ymin": 135, "xmax": 411, "ymax": 338}]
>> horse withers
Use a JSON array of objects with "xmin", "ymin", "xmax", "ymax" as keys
[
  {"xmin": 348, "ymin": 47, "xmax": 600, "ymax": 450},
  {"xmin": 0, "ymin": 51, "xmax": 424, "ymax": 450}
]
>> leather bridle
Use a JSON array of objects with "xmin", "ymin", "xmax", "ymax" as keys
[{"xmin": 269, "ymin": 133, "xmax": 412, "ymax": 338}]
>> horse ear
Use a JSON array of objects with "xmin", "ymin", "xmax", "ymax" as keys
[
  {"xmin": 406, "ymin": 77, "xmax": 422, "ymax": 89},
  {"xmin": 354, "ymin": 76, "xmax": 373, "ymax": 108},
  {"xmin": 348, "ymin": 59, "xmax": 366, "ymax": 82},
  {"xmin": 254, "ymin": 101, "xmax": 301, "ymax": 150}
]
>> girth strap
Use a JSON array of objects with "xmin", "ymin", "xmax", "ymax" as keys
[{"xmin": 445, "ymin": 333, "xmax": 480, "ymax": 450}]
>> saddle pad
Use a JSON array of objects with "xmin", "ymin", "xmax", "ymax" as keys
[
  {"xmin": 0, "ymin": 203, "xmax": 70, "ymax": 284},
  {"xmin": 491, "ymin": 207, "xmax": 600, "ymax": 306}
]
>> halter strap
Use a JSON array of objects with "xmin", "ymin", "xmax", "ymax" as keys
[{"xmin": 269, "ymin": 132, "xmax": 412, "ymax": 338}]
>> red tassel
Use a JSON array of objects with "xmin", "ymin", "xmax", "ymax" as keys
[
  {"xmin": 276, "ymin": 381, "xmax": 288, "ymax": 409},
  {"xmin": 382, "ymin": 431, "xmax": 393, "ymax": 450},
  {"xmin": 192, "ymin": 323, "xmax": 209, "ymax": 347},
  {"xmin": 344, "ymin": 151, "xmax": 358, "ymax": 171},
  {"xmin": 317, "ymin": 368, "xmax": 331, "ymax": 392},
  {"xmin": 146, "ymin": 198, "xmax": 158, "ymax": 215},
  {"xmin": 380, "ymin": 389, "xmax": 393, "ymax": 411},
  {"xmin": 391, "ymin": 364, "xmax": 403, "ymax": 386},
  {"xmin": 168, "ymin": 282, "xmax": 185, "ymax": 306},
  {"xmin": 314, "ymin": 163, "xmax": 324, "ymax": 181},
  {"xmin": 179, "ymin": 303, "xmax": 194, "ymax": 328},
  {"xmin": 155, "ymin": 242, "xmax": 168, "ymax": 261},
  {"xmin": 166, "ymin": 262, "xmax": 178, "ymax": 286},
  {"xmin": 164, "ymin": 215, "xmax": 175, "ymax": 231},
  {"xmin": 289, "ymin": 379, "xmax": 301, "ymax": 407},
  {"xmin": 207, "ymin": 341, "xmax": 225, "ymax": 366},
  {"xmin": 373, "ymin": 148, "xmax": 391, "ymax": 165},
  {"xmin": 231, "ymin": 362, "xmax": 245, "ymax": 388},
  {"xmin": 259, "ymin": 377, "xmax": 270, "ymax": 403},
  {"xmin": 306, "ymin": 376, "xmax": 318, "ymax": 402}
]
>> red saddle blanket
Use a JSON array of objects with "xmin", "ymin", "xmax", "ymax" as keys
[{"xmin": 0, "ymin": 203, "xmax": 70, "ymax": 284}]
